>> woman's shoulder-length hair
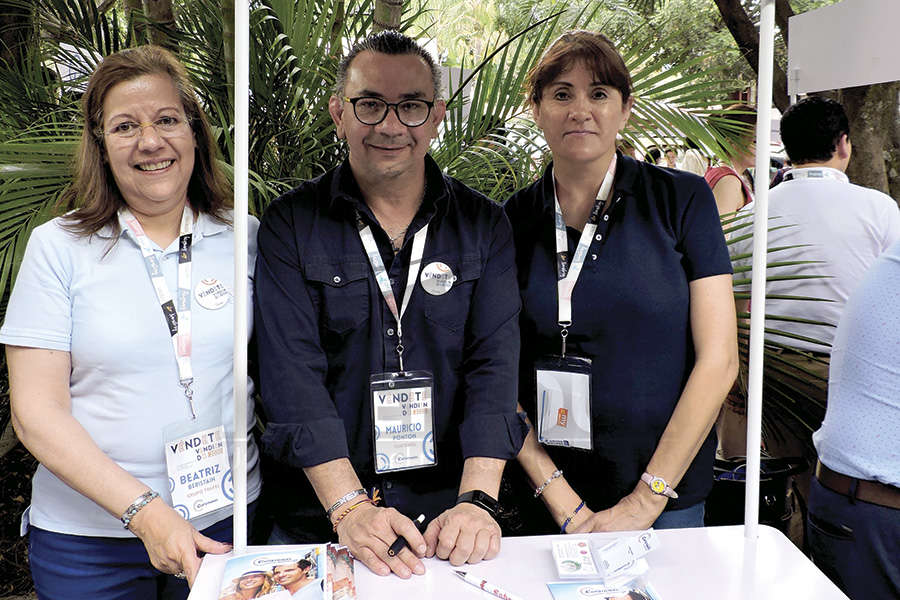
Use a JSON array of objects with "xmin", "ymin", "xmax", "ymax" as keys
[{"xmin": 61, "ymin": 44, "xmax": 232, "ymax": 239}]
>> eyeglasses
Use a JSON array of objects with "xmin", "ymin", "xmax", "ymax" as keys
[
  {"xmin": 343, "ymin": 96, "xmax": 434, "ymax": 127},
  {"xmin": 100, "ymin": 115, "xmax": 190, "ymax": 140}
]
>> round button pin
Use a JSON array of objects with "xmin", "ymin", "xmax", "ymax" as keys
[
  {"xmin": 194, "ymin": 278, "xmax": 230, "ymax": 310},
  {"xmin": 420, "ymin": 261, "xmax": 456, "ymax": 296}
]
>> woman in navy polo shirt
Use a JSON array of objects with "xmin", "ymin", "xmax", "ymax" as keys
[{"xmin": 504, "ymin": 31, "xmax": 737, "ymax": 533}]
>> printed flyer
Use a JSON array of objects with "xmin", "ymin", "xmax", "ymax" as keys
[
  {"xmin": 547, "ymin": 581, "xmax": 661, "ymax": 600},
  {"xmin": 218, "ymin": 546, "xmax": 327, "ymax": 600}
]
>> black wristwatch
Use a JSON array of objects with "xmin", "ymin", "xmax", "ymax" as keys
[{"xmin": 455, "ymin": 490, "xmax": 499, "ymax": 518}]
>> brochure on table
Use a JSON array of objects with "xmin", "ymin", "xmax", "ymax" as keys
[{"xmin": 216, "ymin": 544, "xmax": 356, "ymax": 600}]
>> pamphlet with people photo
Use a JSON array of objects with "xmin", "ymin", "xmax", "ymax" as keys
[{"xmin": 217, "ymin": 546, "xmax": 329, "ymax": 600}]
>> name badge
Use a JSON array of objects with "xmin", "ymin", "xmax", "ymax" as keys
[
  {"xmin": 164, "ymin": 422, "xmax": 233, "ymax": 520},
  {"xmin": 194, "ymin": 277, "xmax": 231, "ymax": 310},
  {"xmin": 536, "ymin": 355, "xmax": 593, "ymax": 450},
  {"xmin": 371, "ymin": 370, "xmax": 437, "ymax": 473}
]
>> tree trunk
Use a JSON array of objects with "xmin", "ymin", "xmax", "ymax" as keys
[
  {"xmin": 373, "ymin": 0, "xmax": 403, "ymax": 33},
  {"xmin": 222, "ymin": 0, "xmax": 235, "ymax": 91},
  {"xmin": 142, "ymin": 0, "xmax": 178, "ymax": 52},
  {"xmin": 713, "ymin": 0, "xmax": 790, "ymax": 112},
  {"xmin": 125, "ymin": 0, "xmax": 146, "ymax": 45},
  {"xmin": 839, "ymin": 82, "xmax": 900, "ymax": 200}
]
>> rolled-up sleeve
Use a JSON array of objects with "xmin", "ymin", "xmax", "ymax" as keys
[
  {"xmin": 254, "ymin": 196, "xmax": 350, "ymax": 468},
  {"xmin": 458, "ymin": 206, "xmax": 529, "ymax": 459}
]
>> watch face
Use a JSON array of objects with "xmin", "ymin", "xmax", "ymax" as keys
[{"xmin": 650, "ymin": 478, "xmax": 666, "ymax": 494}]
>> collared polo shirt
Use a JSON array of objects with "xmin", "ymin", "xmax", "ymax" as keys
[
  {"xmin": 504, "ymin": 153, "xmax": 732, "ymax": 515},
  {"xmin": 0, "ymin": 211, "xmax": 261, "ymax": 537},
  {"xmin": 730, "ymin": 166, "xmax": 900, "ymax": 352},
  {"xmin": 255, "ymin": 155, "xmax": 528, "ymax": 537}
]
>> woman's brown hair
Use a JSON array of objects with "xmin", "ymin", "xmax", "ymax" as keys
[
  {"xmin": 526, "ymin": 30, "xmax": 632, "ymax": 107},
  {"xmin": 62, "ymin": 45, "xmax": 231, "ymax": 237}
]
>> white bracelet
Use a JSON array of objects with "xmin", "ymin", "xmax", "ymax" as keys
[
  {"xmin": 534, "ymin": 469, "xmax": 563, "ymax": 497},
  {"xmin": 121, "ymin": 490, "xmax": 160, "ymax": 529}
]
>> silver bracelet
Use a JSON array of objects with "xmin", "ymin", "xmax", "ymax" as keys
[
  {"xmin": 121, "ymin": 490, "xmax": 160, "ymax": 529},
  {"xmin": 534, "ymin": 469, "xmax": 563, "ymax": 497},
  {"xmin": 326, "ymin": 488, "xmax": 367, "ymax": 519}
]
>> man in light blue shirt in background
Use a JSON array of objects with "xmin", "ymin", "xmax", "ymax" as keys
[{"xmin": 808, "ymin": 240, "xmax": 900, "ymax": 600}]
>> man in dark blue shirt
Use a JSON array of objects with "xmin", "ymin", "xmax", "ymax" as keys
[{"xmin": 254, "ymin": 31, "xmax": 527, "ymax": 579}]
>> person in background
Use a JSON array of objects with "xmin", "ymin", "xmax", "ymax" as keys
[
  {"xmin": 664, "ymin": 147, "xmax": 677, "ymax": 169},
  {"xmin": 807, "ymin": 239, "xmax": 900, "ymax": 600},
  {"xmin": 504, "ymin": 30, "xmax": 737, "ymax": 535},
  {"xmin": 679, "ymin": 138, "xmax": 709, "ymax": 177},
  {"xmin": 1, "ymin": 45, "xmax": 261, "ymax": 598},
  {"xmin": 705, "ymin": 103, "xmax": 756, "ymax": 215}
]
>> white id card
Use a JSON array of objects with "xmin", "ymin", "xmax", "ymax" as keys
[
  {"xmin": 536, "ymin": 356, "xmax": 593, "ymax": 450},
  {"xmin": 371, "ymin": 370, "xmax": 436, "ymax": 473},
  {"xmin": 164, "ymin": 418, "xmax": 233, "ymax": 522}
]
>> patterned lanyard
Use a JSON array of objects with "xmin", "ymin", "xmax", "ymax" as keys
[
  {"xmin": 552, "ymin": 155, "xmax": 617, "ymax": 356},
  {"xmin": 119, "ymin": 205, "xmax": 196, "ymax": 419},
  {"xmin": 357, "ymin": 214, "xmax": 428, "ymax": 372}
]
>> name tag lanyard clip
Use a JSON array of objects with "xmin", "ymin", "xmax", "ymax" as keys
[
  {"xmin": 357, "ymin": 214, "xmax": 429, "ymax": 372},
  {"xmin": 553, "ymin": 155, "xmax": 617, "ymax": 355},
  {"xmin": 120, "ymin": 205, "xmax": 197, "ymax": 419}
]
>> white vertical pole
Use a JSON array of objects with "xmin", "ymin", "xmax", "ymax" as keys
[
  {"xmin": 232, "ymin": 0, "xmax": 250, "ymax": 554},
  {"xmin": 745, "ymin": 0, "xmax": 777, "ymax": 541}
]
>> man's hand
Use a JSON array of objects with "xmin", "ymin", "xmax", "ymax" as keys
[
  {"xmin": 571, "ymin": 488, "xmax": 666, "ymax": 533},
  {"xmin": 128, "ymin": 498, "xmax": 232, "ymax": 587},
  {"xmin": 335, "ymin": 504, "xmax": 426, "ymax": 578},
  {"xmin": 423, "ymin": 502, "xmax": 501, "ymax": 565}
]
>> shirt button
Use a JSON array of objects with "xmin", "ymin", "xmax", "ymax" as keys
[
  {"xmin": 390, "ymin": 278, "xmax": 397, "ymax": 286},
  {"xmin": 595, "ymin": 233, "xmax": 602, "ymax": 241},
  {"xmin": 387, "ymin": 328, "xmax": 395, "ymax": 336},
  {"xmin": 385, "ymin": 481, "xmax": 393, "ymax": 490},
  {"xmin": 332, "ymin": 275, "xmax": 341, "ymax": 284},
  {"xmin": 592, "ymin": 254, "xmax": 598, "ymax": 261},
  {"xmin": 603, "ymin": 215, "xmax": 609, "ymax": 221}
]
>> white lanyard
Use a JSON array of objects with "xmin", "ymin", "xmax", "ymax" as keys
[
  {"xmin": 783, "ymin": 167, "xmax": 848, "ymax": 183},
  {"xmin": 357, "ymin": 215, "xmax": 428, "ymax": 371},
  {"xmin": 119, "ymin": 205, "xmax": 196, "ymax": 419},
  {"xmin": 553, "ymin": 155, "xmax": 616, "ymax": 356}
]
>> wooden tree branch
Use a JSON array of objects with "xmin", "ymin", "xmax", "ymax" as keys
[
  {"xmin": 142, "ymin": 0, "xmax": 178, "ymax": 52},
  {"xmin": 713, "ymin": 0, "xmax": 790, "ymax": 111},
  {"xmin": 774, "ymin": 0, "xmax": 794, "ymax": 48},
  {"xmin": 373, "ymin": 0, "xmax": 403, "ymax": 32}
]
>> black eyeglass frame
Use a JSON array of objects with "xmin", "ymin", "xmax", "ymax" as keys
[{"xmin": 343, "ymin": 96, "xmax": 435, "ymax": 127}]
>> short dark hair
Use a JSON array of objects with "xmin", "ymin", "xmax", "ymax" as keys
[
  {"xmin": 527, "ymin": 30, "xmax": 632, "ymax": 106},
  {"xmin": 780, "ymin": 96, "xmax": 849, "ymax": 164},
  {"xmin": 335, "ymin": 30, "xmax": 441, "ymax": 99},
  {"xmin": 297, "ymin": 559, "xmax": 312, "ymax": 570}
]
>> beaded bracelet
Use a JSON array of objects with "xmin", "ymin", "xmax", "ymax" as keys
[
  {"xmin": 326, "ymin": 488, "xmax": 367, "ymax": 520},
  {"xmin": 121, "ymin": 490, "xmax": 160, "ymax": 529},
  {"xmin": 534, "ymin": 469, "xmax": 563, "ymax": 498},
  {"xmin": 560, "ymin": 500, "xmax": 585, "ymax": 533}
]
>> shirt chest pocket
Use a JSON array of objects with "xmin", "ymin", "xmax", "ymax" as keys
[
  {"xmin": 421, "ymin": 257, "xmax": 482, "ymax": 334},
  {"xmin": 303, "ymin": 260, "xmax": 370, "ymax": 334}
]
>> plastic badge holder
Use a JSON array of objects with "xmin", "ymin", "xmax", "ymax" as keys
[{"xmin": 551, "ymin": 530, "xmax": 659, "ymax": 583}]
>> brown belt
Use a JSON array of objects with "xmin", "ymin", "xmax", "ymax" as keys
[{"xmin": 816, "ymin": 460, "xmax": 900, "ymax": 510}]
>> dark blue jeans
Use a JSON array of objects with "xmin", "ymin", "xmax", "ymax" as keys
[
  {"xmin": 29, "ymin": 502, "xmax": 256, "ymax": 600},
  {"xmin": 807, "ymin": 478, "xmax": 900, "ymax": 600}
]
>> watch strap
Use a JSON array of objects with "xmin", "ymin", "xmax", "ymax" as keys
[
  {"xmin": 640, "ymin": 472, "xmax": 679, "ymax": 499},
  {"xmin": 455, "ymin": 490, "xmax": 499, "ymax": 518}
]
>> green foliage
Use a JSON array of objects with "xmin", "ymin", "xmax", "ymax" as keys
[{"xmin": 0, "ymin": 0, "xmax": 238, "ymax": 316}]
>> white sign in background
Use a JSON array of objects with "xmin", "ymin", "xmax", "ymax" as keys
[{"xmin": 788, "ymin": 0, "xmax": 900, "ymax": 95}]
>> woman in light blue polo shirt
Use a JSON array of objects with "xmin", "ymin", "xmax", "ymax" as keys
[{"xmin": 1, "ymin": 46, "xmax": 261, "ymax": 599}]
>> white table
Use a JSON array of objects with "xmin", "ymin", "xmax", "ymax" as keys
[{"xmin": 189, "ymin": 525, "xmax": 849, "ymax": 599}]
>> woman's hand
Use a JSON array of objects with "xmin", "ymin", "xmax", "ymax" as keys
[
  {"xmin": 127, "ymin": 498, "xmax": 231, "ymax": 587},
  {"xmin": 571, "ymin": 489, "xmax": 665, "ymax": 533}
]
